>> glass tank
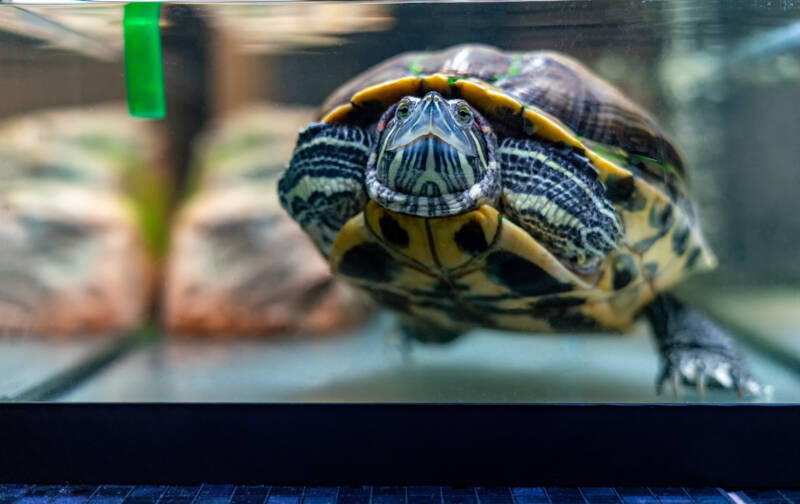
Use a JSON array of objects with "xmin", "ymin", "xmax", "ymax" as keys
[{"xmin": 0, "ymin": 0, "xmax": 798, "ymax": 404}]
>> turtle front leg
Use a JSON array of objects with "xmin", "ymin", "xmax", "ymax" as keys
[
  {"xmin": 278, "ymin": 123, "xmax": 373, "ymax": 256},
  {"xmin": 643, "ymin": 294, "xmax": 762, "ymax": 398},
  {"xmin": 497, "ymin": 137, "xmax": 623, "ymax": 274}
]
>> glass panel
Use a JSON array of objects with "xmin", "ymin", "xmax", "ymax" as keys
[{"xmin": 0, "ymin": 0, "xmax": 798, "ymax": 403}]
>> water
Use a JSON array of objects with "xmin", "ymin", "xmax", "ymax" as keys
[{"xmin": 0, "ymin": 0, "xmax": 798, "ymax": 403}]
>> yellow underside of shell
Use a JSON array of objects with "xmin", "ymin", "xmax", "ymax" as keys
[{"xmin": 330, "ymin": 201, "xmax": 714, "ymax": 334}]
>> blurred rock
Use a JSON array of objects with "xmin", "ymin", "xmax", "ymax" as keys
[
  {"xmin": 1, "ymin": 183, "xmax": 151, "ymax": 334},
  {"xmin": 164, "ymin": 104, "xmax": 371, "ymax": 337},
  {"xmin": 0, "ymin": 105, "xmax": 165, "ymax": 336}
]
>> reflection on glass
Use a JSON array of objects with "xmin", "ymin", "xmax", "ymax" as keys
[
  {"xmin": 0, "ymin": 1, "xmax": 797, "ymax": 403},
  {"xmin": 0, "ymin": 105, "xmax": 165, "ymax": 336},
  {"xmin": 163, "ymin": 104, "xmax": 371, "ymax": 336}
]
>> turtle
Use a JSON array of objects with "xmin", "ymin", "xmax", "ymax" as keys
[{"xmin": 278, "ymin": 44, "xmax": 761, "ymax": 396}]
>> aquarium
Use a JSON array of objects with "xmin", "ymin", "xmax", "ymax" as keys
[{"xmin": 0, "ymin": 0, "xmax": 798, "ymax": 404}]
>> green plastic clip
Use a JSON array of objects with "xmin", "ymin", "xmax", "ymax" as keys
[{"xmin": 123, "ymin": 3, "xmax": 165, "ymax": 119}]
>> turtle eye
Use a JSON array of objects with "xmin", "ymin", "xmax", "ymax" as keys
[
  {"xmin": 396, "ymin": 102, "xmax": 410, "ymax": 119},
  {"xmin": 456, "ymin": 104, "xmax": 472, "ymax": 123}
]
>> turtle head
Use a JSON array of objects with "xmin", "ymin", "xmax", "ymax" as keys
[{"xmin": 367, "ymin": 91, "xmax": 500, "ymax": 217}]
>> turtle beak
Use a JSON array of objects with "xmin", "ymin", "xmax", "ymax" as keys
[{"xmin": 387, "ymin": 92, "xmax": 477, "ymax": 156}]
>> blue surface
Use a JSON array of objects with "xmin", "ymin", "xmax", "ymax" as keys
[{"xmin": 0, "ymin": 486, "xmax": 796, "ymax": 504}]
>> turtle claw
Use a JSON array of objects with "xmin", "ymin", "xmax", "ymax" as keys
[
  {"xmin": 672, "ymin": 371, "xmax": 681, "ymax": 399},
  {"xmin": 383, "ymin": 324, "xmax": 415, "ymax": 364},
  {"xmin": 646, "ymin": 295, "xmax": 767, "ymax": 401},
  {"xmin": 656, "ymin": 346, "xmax": 763, "ymax": 399},
  {"xmin": 697, "ymin": 372, "xmax": 707, "ymax": 400},
  {"xmin": 655, "ymin": 367, "xmax": 681, "ymax": 398}
]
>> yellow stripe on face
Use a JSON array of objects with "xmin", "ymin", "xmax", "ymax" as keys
[
  {"xmin": 469, "ymin": 129, "xmax": 488, "ymax": 171},
  {"xmin": 455, "ymin": 151, "xmax": 474, "ymax": 187},
  {"xmin": 386, "ymin": 147, "xmax": 405, "ymax": 191}
]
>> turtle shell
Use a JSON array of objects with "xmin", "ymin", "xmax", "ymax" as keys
[{"xmin": 321, "ymin": 44, "xmax": 716, "ymax": 332}]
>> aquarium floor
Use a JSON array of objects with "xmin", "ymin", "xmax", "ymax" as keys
[
  {"xmin": 55, "ymin": 315, "xmax": 799, "ymax": 403},
  {"xmin": 0, "ymin": 485, "xmax": 796, "ymax": 504},
  {"xmin": 1, "ymin": 289, "xmax": 798, "ymax": 403}
]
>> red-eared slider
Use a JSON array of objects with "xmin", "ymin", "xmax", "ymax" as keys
[{"xmin": 279, "ymin": 44, "xmax": 760, "ymax": 395}]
